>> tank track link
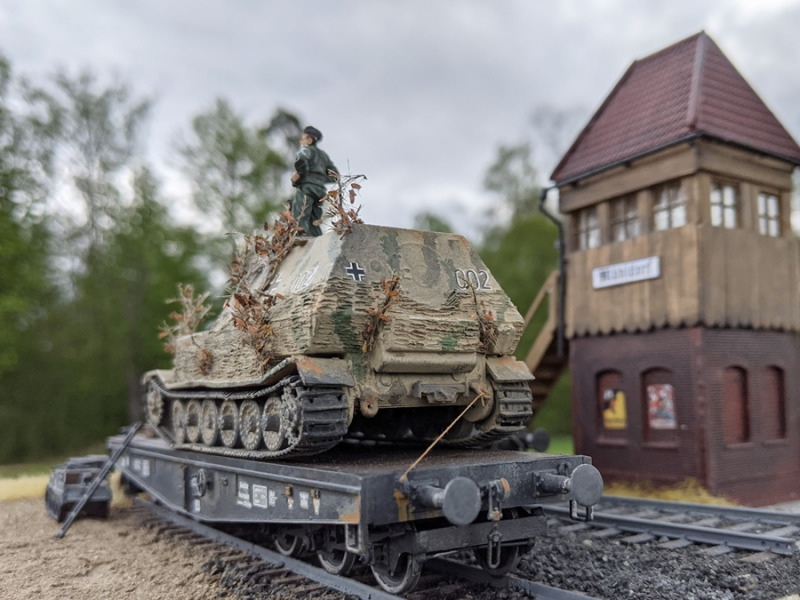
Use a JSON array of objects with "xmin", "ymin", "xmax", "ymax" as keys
[
  {"xmin": 342, "ymin": 382, "xmax": 534, "ymax": 449},
  {"xmin": 146, "ymin": 375, "xmax": 349, "ymax": 460},
  {"xmin": 439, "ymin": 382, "xmax": 534, "ymax": 449}
]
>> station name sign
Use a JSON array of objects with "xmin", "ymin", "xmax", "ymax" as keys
[{"xmin": 592, "ymin": 256, "xmax": 660, "ymax": 289}]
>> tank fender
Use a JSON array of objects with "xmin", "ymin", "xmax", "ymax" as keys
[
  {"xmin": 485, "ymin": 356, "xmax": 535, "ymax": 383},
  {"xmin": 294, "ymin": 356, "xmax": 355, "ymax": 387}
]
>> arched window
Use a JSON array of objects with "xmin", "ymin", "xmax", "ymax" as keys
[
  {"xmin": 722, "ymin": 366, "xmax": 750, "ymax": 444},
  {"xmin": 642, "ymin": 368, "xmax": 677, "ymax": 444},
  {"xmin": 764, "ymin": 366, "xmax": 787, "ymax": 440},
  {"xmin": 596, "ymin": 370, "xmax": 627, "ymax": 439}
]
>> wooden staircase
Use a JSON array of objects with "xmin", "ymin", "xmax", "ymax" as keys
[{"xmin": 521, "ymin": 270, "xmax": 569, "ymax": 413}]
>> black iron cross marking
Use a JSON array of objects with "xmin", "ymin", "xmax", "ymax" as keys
[{"xmin": 345, "ymin": 262, "xmax": 366, "ymax": 282}]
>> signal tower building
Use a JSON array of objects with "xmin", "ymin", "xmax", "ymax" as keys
[{"xmin": 551, "ymin": 32, "xmax": 800, "ymax": 505}]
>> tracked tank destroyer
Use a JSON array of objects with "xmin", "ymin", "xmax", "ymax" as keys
[{"xmin": 143, "ymin": 224, "xmax": 535, "ymax": 459}]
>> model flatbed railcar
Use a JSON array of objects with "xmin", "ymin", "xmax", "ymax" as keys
[{"xmin": 110, "ymin": 432, "xmax": 602, "ymax": 594}]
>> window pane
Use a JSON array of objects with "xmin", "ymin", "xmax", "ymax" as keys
[
  {"xmin": 723, "ymin": 206, "xmax": 737, "ymax": 229},
  {"xmin": 671, "ymin": 203, "xmax": 686, "ymax": 228},
  {"xmin": 769, "ymin": 220, "xmax": 779, "ymax": 237},
  {"xmin": 768, "ymin": 196, "xmax": 779, "ymax": 217},
  {"xmin": 654, "ymin": 210, "xmax": 669, "ymax": 231},
  {"xmin": 628, "ymin": 217, "xmax": 641, "ymax": 238},
  {"xmin": 711, "ymin": 204, "xmax": 722, "ymax": 227}
]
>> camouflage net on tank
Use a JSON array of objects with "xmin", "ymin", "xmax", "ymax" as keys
[
  {"xmin": 324, "ymin": 173, "xmax": 366, "ymax": 236},
  {"xmin": 159, "ymin": 284, "xmax": 213, "ymax": 355},
  {"xmin": 469, "ymin": 284, "xmax": 499, "ymax": 352},
  {"xmin": 226, "ymin": 209, "xmax": 303, "ymax": 372},
  {"xmin": 362, "ymin": 274, "xmax": 400, "ymax": 353}
]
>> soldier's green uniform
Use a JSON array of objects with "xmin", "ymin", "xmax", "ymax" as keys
[{"xmin": 292, "ymin": 126, "xmax": 338, "ymax": 236}]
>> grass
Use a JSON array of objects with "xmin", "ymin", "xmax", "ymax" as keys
[
  {"xmin": 0, "ymin": 441, "xmax": 110, "ymax": 502},
  {"xmin": 543, "ymin": 433, "xmax": 574, "ymax": 455},
  {"xmin": 0, "ymin": 474, "xmax": 50, "ymax": 501},
  {"xmin": 0, "ymin": 441, "xmax": 108, "ymax": 478}
]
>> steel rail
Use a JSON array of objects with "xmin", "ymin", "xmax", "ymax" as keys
[
  {"xmin": 545, "ymin": 505, "xmax": 796, "ymax": 555},
  {"xmin": 599, "ymin": 495, "xmax": 800, "ymax": 526},
  {"xmin": 137, "ymin": 498, "xmax": 404, "ymax": 600},
  {"xmin": 426, "ymin": 557, "xmax": 602, "ymax": 600}
]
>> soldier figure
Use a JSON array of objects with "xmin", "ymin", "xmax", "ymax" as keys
[{"xmin": 291, "ymin": 126, "xmax": 338, "ymax": 237}]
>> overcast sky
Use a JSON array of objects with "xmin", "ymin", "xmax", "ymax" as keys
[{"xmin": 2, "ymin": 0, "xmax": 799, "ymax": 238}]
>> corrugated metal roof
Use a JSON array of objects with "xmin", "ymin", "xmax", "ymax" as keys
[{"xmin": 551, "ymin": 32, "xmax": 800, "ymax": 184}]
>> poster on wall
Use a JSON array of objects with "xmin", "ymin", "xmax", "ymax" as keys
[
  {"xmin": 646, "ymin": 383, "xmax": 677, "ymax": 429},
  {"xmin": 602, "ymin": 388, "xmax": 627, "ymax": 430}
]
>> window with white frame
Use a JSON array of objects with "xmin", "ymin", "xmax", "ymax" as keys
[
  {"xmin": 653, "ymin": 182, "xmax": 686, "ymax": 231},
  {"xmin": 611, "ymin": 195, "xmax": 640, "ymax": 242},
  {"xmin": 575, "ymin": 206, "xmax": 600, "ymax": 250},
  {"xmin": 710, "ymin": 181, "xmax": 739, "ymax": 229},
  {"xmin": 758, "ymin": 192, "xmax": 781, "ymax": 237}
]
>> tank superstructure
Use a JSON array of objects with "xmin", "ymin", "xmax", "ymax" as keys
[{"xmin": 144, "ymin": 224, "xmax": 534, "ymax": 459}]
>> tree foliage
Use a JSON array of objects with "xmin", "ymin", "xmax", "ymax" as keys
[
  {"xmin": 478, "ymin": 140, "xmax": 572, "ymax": 434},
  {"xmin": 177, "ymin": 100, "xmax": 301, "ymax": 269},
  {"xmin": 0, "ymin": 64, "xmax": 207, "ymax": 462}
]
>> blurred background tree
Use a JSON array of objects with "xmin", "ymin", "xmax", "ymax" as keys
[{"xmin": 176, "ymin": 100, "xmax": 302, "ymax": 273}]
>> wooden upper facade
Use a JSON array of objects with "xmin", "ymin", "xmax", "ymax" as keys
[{"xmin": 552, "ymin": 33, "xmax": 800, "ymax": 338}]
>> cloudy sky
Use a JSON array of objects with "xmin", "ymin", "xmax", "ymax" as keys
[{"xmin": 2, "ymin": 0, "xmax": 799, "ymax": 238}]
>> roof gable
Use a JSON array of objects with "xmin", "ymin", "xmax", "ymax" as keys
[{"xmin": 551, "ymin": 32, "xmax": 800, "ymax": 184}]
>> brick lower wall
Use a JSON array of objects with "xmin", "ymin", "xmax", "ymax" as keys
[{"xmin": 570, "ymin": 328, "xmax": 800, "ymax": 506}]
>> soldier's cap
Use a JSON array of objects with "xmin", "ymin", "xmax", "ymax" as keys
[{"xmin": 303, "ymin": 126, "xmax": 323, "ymax": 142}]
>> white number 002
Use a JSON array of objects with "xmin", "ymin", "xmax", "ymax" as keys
[{"xmin": 454, "ymin": 269, "xmax": 491, "ymax": 291}]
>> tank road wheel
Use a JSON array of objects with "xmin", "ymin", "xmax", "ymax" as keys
[
  {"xmin": 280, "ymin": 387, "xmax": 302, "ymax": 447},
  {"xmin": 370, "ymin": 553, "xmax": 422, "ymax": 595},
  {"xmin": 239, "ymin": 400, "xmax": 262, "ymax": 450},
  {"xmin": 200, "ymin": 400, "xmax": 219, "ymax": 446},
  {"xmin": 218, "ymin": 399, "xmax": 240, "ymax": 448},
  {"xmin": 262, "ymin": 396, "xmax": 284, "ymax": 451},
  {"xmin": 185, "ymin": 399, "xmax": 202, "ymax": 443},
  {"xmin": 145, "ymin": 382, "xmax": 164, "ymax": 426},
  {"xmin": 475, "ymin": 544, "xmax": 522, "ymax": 576},
  {"xmin": 317, "ymin": 547, "xmax": 356, "ymax": 576},
  {"xmin": 172, "ymin": 401, "xmax": 187, "ymax": 444}
]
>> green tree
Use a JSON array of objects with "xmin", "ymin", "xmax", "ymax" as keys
[
  {"xmin": 478, "ymin": 142, "xmax": 571, "ymax": 434},
  {"xmin": 177, "ymin": 100, "xmax": 302, "ymax": 269},
  {"xmin": 0, "ymin": 56, "xmax": 62, "ymax": 460},
  {"xmin": 49, "ymin": 167, "xmax": 206, "ymax": 446},
  {"xmin": 0, "ymin": 67, "xmax": 211, "ymax": 461},
  {"xmin": 412, "ymin": 211, "xmax": 454, "ymax": 233},
  {"xmin": 29, "ymin": 69, "xmax": 150, "ymax": 267}
]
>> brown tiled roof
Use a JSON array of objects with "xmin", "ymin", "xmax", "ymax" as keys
[{"xmin": 551, "ymin": 32, "xmax": 800, "ymax": 183}]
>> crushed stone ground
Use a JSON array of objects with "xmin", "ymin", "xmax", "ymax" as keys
[
  {"xmin": 0, "ymin": 498, "xmax": 221, "ymax": 600},
  {"xmin": 3, "ymin": 496, "xmax": 800, "ymax": 600}
]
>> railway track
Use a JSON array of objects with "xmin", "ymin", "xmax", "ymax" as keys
[
  {"xmin": 136, "ymin": 498, "xmax": 601, "ymax": 600},
  {"xmin": 545, "ymin": 495, "xmax": 800, "ymax": 559}
]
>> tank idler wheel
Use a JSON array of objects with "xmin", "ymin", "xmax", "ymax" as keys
[
  {"xmin": 218, "ymin": 399, "xmax": 239, "ymax": 448},
  {"xmin": 317, "ymin": 546, "xmax": 356, "ymax": 575},
  {"xmin": 185, "ymin": 400, "xmax": 202, "ymax": 443},
  {"xmin": 370, "ymin": 553, "xmax": 422, "ymax": 595},
  {"xmin": 262, "ymin": 396, "xmax": 284, "ymax": 451},
  {"xmin": 145, "ymin": 382, "xmax": 164, "ymax": 426},
  {"xmin": 200, "ymin": 400, "xmax": 219, "ymax": 446},
  {"xmin": 239, "ymin": 400, "xmax": 262, "ymax": 450},
  {"xmin": 475, "ymin": 543, "xmax": 522, "ymax": 576},
  {"xmin": 172, "ymin": 401, "xmax": 187, "ymax": 444},
  {"xmin": 274, "ymin": 531, "xmax": 304, "ymax": 556}
]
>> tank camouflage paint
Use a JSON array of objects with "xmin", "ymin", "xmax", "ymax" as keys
[{"xmin": 144, "ymin": 224, "xmax": 534, "ymax": 459}]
